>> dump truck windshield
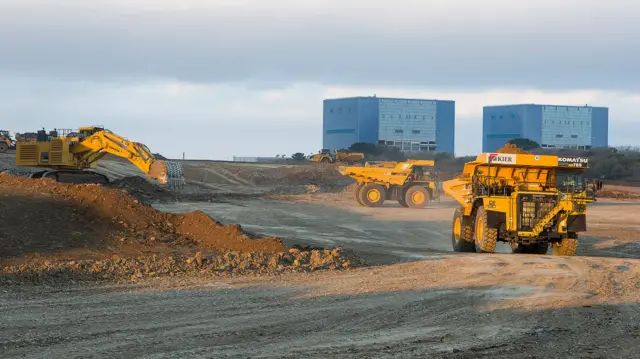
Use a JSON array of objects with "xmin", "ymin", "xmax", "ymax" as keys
[{"xmin": 556, "ymin": 171, "xmax": 585, "ymax": 193}]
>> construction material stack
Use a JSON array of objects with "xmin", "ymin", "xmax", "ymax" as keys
[
  {"xmin": 442, "ymin": 145, "xmax": 602, "ymax": 256},
  {"xmin": 338, "ymin": 160, "xmax": 440, "ymax": 208}
]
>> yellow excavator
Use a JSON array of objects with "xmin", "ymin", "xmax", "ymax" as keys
[{"xmin": 14, "ymin": 126, "xmax": 184, "ymax": 187}]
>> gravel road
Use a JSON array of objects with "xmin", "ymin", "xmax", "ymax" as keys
[{"xmin": 2, "ymin": 253, "xmax": 639, "ymax": 358}]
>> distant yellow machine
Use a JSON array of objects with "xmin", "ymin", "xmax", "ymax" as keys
[
  {"xmin": 310, "ymin": 149, "xmax": 364, "ymax": 164},
  {"xmin": 442, "ymin": 144, "xmax": 602, "ymax": 256},
  {"xmin": 364, "ymin": 161, "xmax": 398, "ymax": 168},
  {"xmin": 15, "ymin": 126, "xmax": 184, "ymax": 186},
  {"xmin": 0, "ymin": 130, "xmax": 15, "ymax": 153},
  {"xmin": 338, "ymin": 160, "xmax": 440, "ymax": 208}
]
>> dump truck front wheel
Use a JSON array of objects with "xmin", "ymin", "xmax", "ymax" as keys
[
  {"xmin": 405, "ymin": 185, "xmax": 429, "ymax": 209},
  {"xmin": 452, "ymin": 208, "xmax": 475, "ymax": 252},
  {"xmin": 320, "ymin": 158, "xmax": 331, "ymax": 163},
  {"xmin": 474, "ymin": 206, "xmax": 498, "ymax": 253},
  {"xmin": 358, "ymin": 183, "xmax": 385, "ymax": 207},
  {"xmin": 552, "ymin": 233, "xmax": 578, "ymax": 256},
  {"xmin": 0, "ymin": 142, "xmax": 7, "ymax": 153}
]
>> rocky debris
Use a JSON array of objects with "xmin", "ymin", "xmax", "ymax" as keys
[
  {"xmin": 0, "ymin": 168, "xmax": 32, "ymax": 177},
  {"xmin": 0, "ymin": 247, "xmax": 363, "ymax": 285},
  {"xmin": 106, "ymin": 176, "xmax": 177, "ymax": 204}
]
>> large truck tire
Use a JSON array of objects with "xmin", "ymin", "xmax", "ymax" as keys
[
  {"xmin": 474, "ymin": 206, "xmax": 498, "ymax": 253},
  {"xmin": 452, "ymin": 208, "xmax": 476, "ymax": 252},
  {"xmin": 358, "ymin": 183, "xmax": 385, "ymax": 207},
  {"xmin": 404, "ymin": 185, "xmax": 429, "ymax": 209}
]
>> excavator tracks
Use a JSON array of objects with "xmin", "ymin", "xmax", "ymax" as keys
[{"xmin": 31, "ymin": 170, "xmax": 110, "ymax": 185}]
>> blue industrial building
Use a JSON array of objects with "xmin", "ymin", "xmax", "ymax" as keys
[
  {"xmin": 482, "ymin": 104, "xmax": 609, "ymax": 152},
  {"xmin": 322, "ymin": 96, "xmax": 455, "ymax": 154}
]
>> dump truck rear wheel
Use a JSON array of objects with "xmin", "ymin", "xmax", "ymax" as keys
[
  {"xmin": 474, "ymin": 206, "xmax": 497, "ymax": 253},
  {"xmin": 355, "ymin": 183, "xmax": 365, "ymax": 206},
  {"xmin": 552, "ymin": 233, "xmax": 578, "ymax": 256},
  {"xmin": 452, "ymin": 208, "xmax": 475, "ymax": 252},
  {"xmin": 320, "ymin": 158, "xmax": 331, "ymax": 163},
  {"xmin": 358, "ymin": 183, "xmax": 385, "ymax": 207},
  {"xmin": 405, "ymin": 185, "xmax": 429, "ymax": 209},
  {"xmin": 0, "ymin": 142, "xmax": 7, "ymax": 153}
]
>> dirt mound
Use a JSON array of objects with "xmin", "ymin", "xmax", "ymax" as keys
[
  {"xmin": 0, "ymin": 173, "xmax": 362, "ymax": 283},
  {"xmin": 0, "ymin": 173, "xmax": 286, "ymax": 257},
  {"xmin": 495, "ymin": 143, "xmax": 531, "ymax": 154}
]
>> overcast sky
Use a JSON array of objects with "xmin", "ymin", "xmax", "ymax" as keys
[{"xmin": 1, "ymin": 0, "xmax": 638, "ymax": 159}]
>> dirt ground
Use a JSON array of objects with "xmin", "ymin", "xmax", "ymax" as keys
[
  {"xmin": 2, "ymin": 151, "xmax": 640, "ymax": 358},
  {"xmin": 2, "ymin": 254, "xmax": 639, "ymax": 358}
]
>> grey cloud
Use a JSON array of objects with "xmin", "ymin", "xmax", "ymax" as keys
[{"xmin": 0, "ymin": 2, "xmax": 638, "ymax": 90}]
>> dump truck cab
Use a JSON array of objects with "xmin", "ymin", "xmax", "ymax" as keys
[
  {"xmin": 443, "ymin": 149, "xmax": 602, "ymax": 256},
  {"xmin": 339, "ymin": 159, "xmax": 440, "ymax": 208}
]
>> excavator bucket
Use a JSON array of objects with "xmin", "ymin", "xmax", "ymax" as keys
[{"xmin": 147, "ymin": 160, "xmax": 185, "ymax": 187}]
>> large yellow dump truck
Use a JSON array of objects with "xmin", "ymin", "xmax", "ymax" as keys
[
  {"xmin": 442, "ymin": 145, "xmax": 602, "ymax": 256},
  {"xmin": 338, "ymin": 160, "xmax": 440, "ymax": 208},
  {"xmin": 310, "ymin": 149, "xmax": 365, "ymax": 164}
]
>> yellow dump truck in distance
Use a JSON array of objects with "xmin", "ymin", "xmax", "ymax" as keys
[
  {"xmin": 442, "ymin": 148, "xmax": 602, "ymax": 256},
  {"xmin": 338, "ymin": 159, "xmax": 440, "ymax": 208},
  {"xmin": 310, "ymin": 149, "xmax": 365, "ymax": 164},
  {"xmin": 0, "ymin": 130, "xmax": 15, "ymax": 153}
]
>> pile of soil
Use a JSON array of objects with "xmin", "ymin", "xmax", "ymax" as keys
[
  {"xmin": 1, "ymin": 247, "xmax": 361, "ymax": 285},
  {"xmin": 0, "ymin": 173, "xmax": 283, "ymax": 254},
  {"xmin": 0, "ymin": 173, "xmax": 361, "ymax": 283}
]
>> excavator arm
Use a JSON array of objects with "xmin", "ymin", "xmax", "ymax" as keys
[{"xmin": 71, "ymin": 129, "xmax": 185, "ymax": 186}]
